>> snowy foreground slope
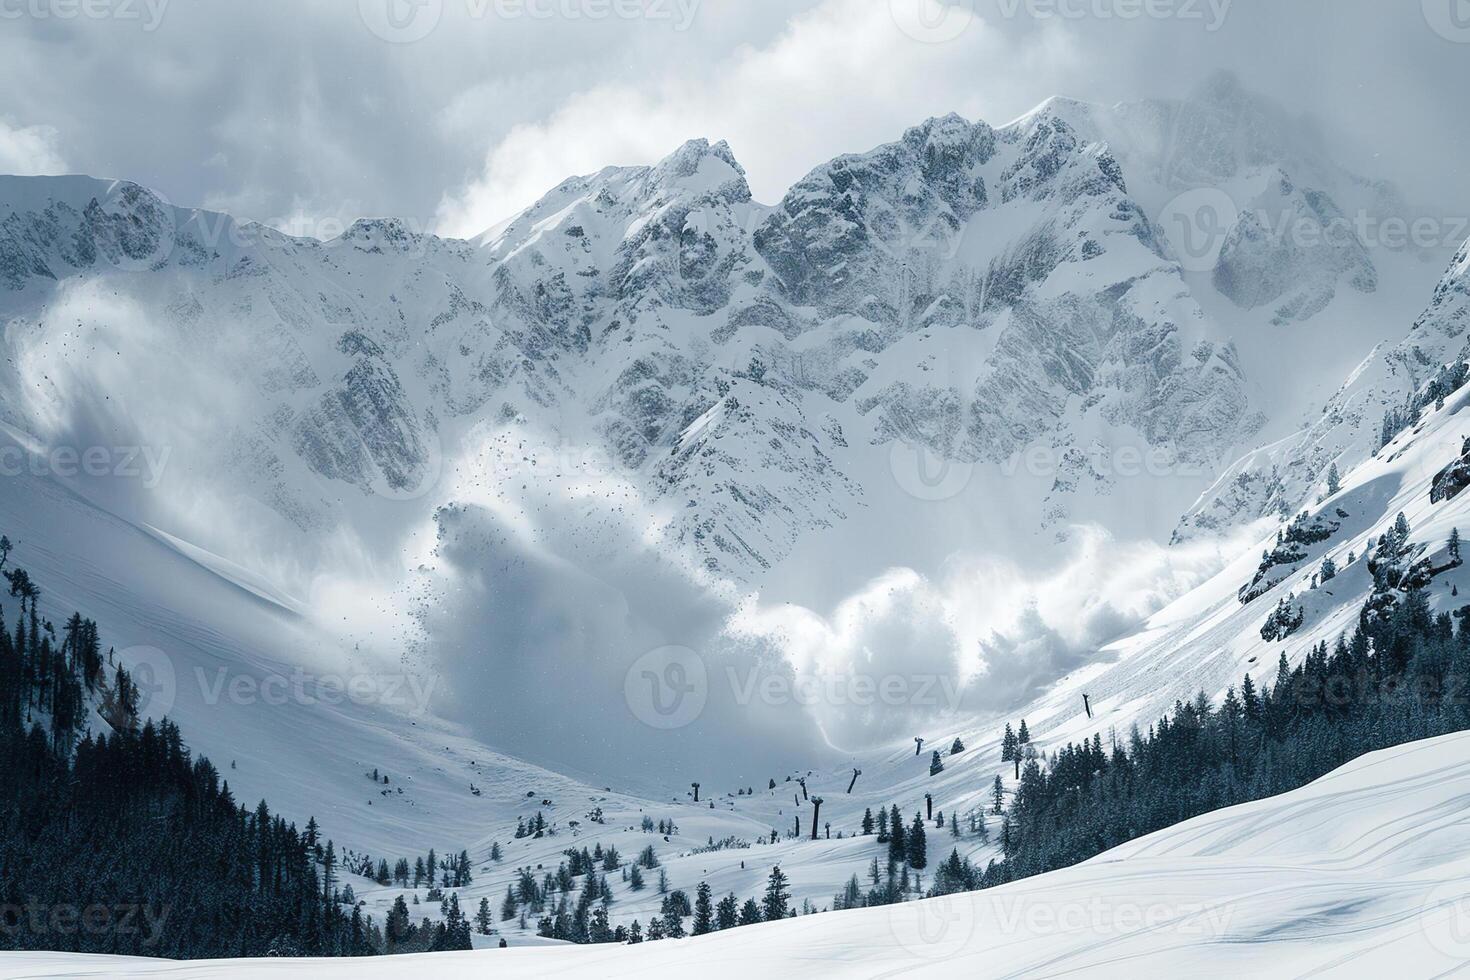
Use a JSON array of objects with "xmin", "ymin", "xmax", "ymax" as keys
[{"xmin": 11, "ymin": 730, "xmax": 1470, "ymax": 978}]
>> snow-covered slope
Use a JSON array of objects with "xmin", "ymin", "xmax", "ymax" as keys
[
  {"xmin": 0, "ymin": 437, "xmax": 682, "ymax": 860},
  {"xmin": 1179, "ymin": 237, "xmax": 1470, "ymax": 539},
  {"xmin": 12, "ymin": 728, "xmax": 1470, "ymax": 978}
]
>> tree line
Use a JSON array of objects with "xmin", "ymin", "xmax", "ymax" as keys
[{"xmin": 0, "ymin": 536, "xmax": 472, "ymax": 957}]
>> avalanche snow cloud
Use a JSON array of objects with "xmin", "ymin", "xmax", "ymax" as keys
[
  {"xmin": 405, "ymin": 426, "xmax": 823, "ymax": 786},
  {"xmin": 728, "ymin": 523, "xmax": 1254, "ymax": 752},
  {"xmin": 367, "ymin": 414, "xmax": 1250, "ymax": 782}
]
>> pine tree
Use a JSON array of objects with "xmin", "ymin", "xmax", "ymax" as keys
[
  {"xmin": 715, "ymin": 893, "xmax": 738, "ymax": 930},
  {"xmin": 1001, "ymin": 723, "xmax": 1017, "ymax": 762},
  {"xmin": 590, "ymin": 905, "xmax": 613, "ymax": 944},
  {"xmin": 861, "ymin": 807, "xmax": 874, "ymax": 835},
  {"xmin": 835, "ymin": 873, "xmax": 863, "ymax": 911},
  {"xmin": 692, "ymin": 881, "xmax": 714, "ymax": 935},
  {"xmin": 738, "ymin": 898, "xmax": 763, "ymax": 926},
  {"xmin": 1326, "ymin": 461, "xmax": 1341, "ymax": 495},
  {"xmin": 762, "ymin": 865, "xmax": 791, "ymax": 921},
  {"xmin": 1451, "ymin": 527, "xmax": 1462, "ymax": 563},
  {"xmin": 992, "ymin": 774, "xmax": 1004, "ymax": 814},
  {"xmin": 500, "ymin": 885, "xmax": 518, "ymax": 921},
  {"xmin": 887, "ymin": 804, "xmax": 906, "ymax": 864},
  {"xmin": 476, "ymin": 897, "xmax": 492, "ymax": 935},
  {"xmin": 929, "ymin": 750, "xmax": 944, "ymax": 776},
  {"xmin": 663, "ymin": 903, "xmax": 686, "ymax": 938},
  {"xmin": 907, "ymin": 812, "xmax": 928, "ymax": 869},
  {"xmin": 1017, "ymin": 718, "xmax": 1030, "ymax": 745},
  {"xmin": 322, "ymin": 840, "xmax": 337, "ymax": 916},
  {"xmin": 386, "ymin": 895, "xmax": 412, "ymax": 950},
  {"xmin": 1241, "ymin": 673, "xmax": 1260, "ymax": 721}
]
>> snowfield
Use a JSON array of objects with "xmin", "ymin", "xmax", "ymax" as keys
[{"xmin": 9, "ymin": 729, "xmax": 1470, "ymax": 978}]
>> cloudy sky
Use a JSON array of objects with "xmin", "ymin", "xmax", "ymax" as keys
[{"xmin": 1, "ymin": 0, "xmax": 1466, "ymax": 239}]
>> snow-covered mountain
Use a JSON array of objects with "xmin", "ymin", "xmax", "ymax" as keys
[
  {"xmin": 1040, "ymin": 73, "xmax": 1408, "ymax": 325},
  {"xmin": 0, "ymin": 71, "xmax": 1455, "ymax": 821},
  {"xmin": 0, "ymin": 122, "xmax": 1238, "ymax": 589},
  {"xmin": 3, "ymin": 77, "xmax": 1438, "ymax": 608}
]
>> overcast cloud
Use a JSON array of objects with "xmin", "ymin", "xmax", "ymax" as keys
[{"xmin": 0, "ymin": 0, "xmax": 1465, "ymax": 238}]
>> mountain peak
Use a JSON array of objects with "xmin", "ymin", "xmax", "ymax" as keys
[
  {"xmin": 900, "ymin": 112, "xmax": 995, "ymax": 158},
  {"xmin": 647, "ymin": 137, "xmax": 751, "ymax": 205}
]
